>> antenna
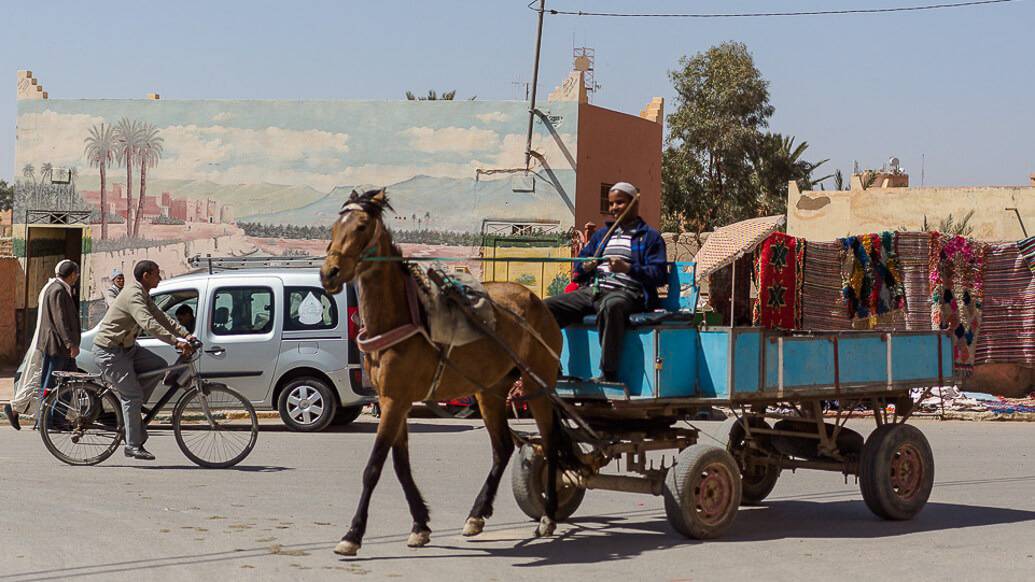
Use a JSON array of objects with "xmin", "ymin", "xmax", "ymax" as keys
[{"xmin": 573, "ymin": 46, "xmax": 601, "ymax": 99}]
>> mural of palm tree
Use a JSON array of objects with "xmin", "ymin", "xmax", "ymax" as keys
[
  {"xmin": 84, "ymin": 123, "xmax": 117, "ymax": 240},
  {"xmin": 40, "ymin": 162, "xmax": 54, "ymax": 185},
  {"xmin": 134, "ymin": 123, "xmax": 164, "ymax": 237},
  {"xmin": 114, "ymin": 118, "xmax": 143, "ymax": 238},
  {"xmin": 22, "ymin": 164, "xmax": 35, "ymax": 187}
]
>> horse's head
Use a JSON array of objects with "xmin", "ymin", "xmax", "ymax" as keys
[{"xmin": 321, "ymin": 188, "xmax": 392, "ymax": 294}]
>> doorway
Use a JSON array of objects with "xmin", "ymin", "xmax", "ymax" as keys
[{"xmin": 20, "ymin": 225, "xmax": 84, "ymax": 351}]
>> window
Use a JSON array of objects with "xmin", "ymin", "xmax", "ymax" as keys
[
  {"xmin": 210, "ymin": 287, "xmax": 274, "ymax": 336},
  {"xmin": 284, "ymin": 287, "xmax": 338, "ymax": 331},
  {"xmin": 149, "ymin": 290, "xmax": 199, "ymax": 336},
  {"xmin": 600, "ymin": 182, "xmax": 615, "ymax": 214}
]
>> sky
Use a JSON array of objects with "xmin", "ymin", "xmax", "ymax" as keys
[{"xmin": 2, "ymin": 0, "xmax": 1034, "ymax": 188}]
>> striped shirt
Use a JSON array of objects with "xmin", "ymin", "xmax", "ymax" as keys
[{"xmin": 596, "ymin": 228, "xmax": 639, "ymax": 292}]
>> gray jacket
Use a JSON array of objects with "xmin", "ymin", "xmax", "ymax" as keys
[{"xmin": 93, "ymin": 279, "xmax": 189, "ymax": 350}]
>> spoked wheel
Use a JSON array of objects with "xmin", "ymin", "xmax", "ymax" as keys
[
  {"xmin": 39, "ymin": 382, "xmax": 124, "ymax": 466},
  {"xmin": 725, "ymin": 417, "xmax": 781, "ymax": 505},
  {"xmin": 859, "ymin": 423, "xmax": 934, "ymax": 520},
  {"xmin": 663, "ymin": 444, "xmax": 742, "ymax": 539},
  {"xmin": 511, "ymin": 443, "xmax": 586, "ymax": 521},
  {"xmin": 173, "ymin": 383, "xmax": 258, "ymax": 468}
]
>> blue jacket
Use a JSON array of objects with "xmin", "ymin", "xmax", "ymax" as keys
[{"xmin": 574, "ymin": 217, "xmax": 668, "ymax": 307}]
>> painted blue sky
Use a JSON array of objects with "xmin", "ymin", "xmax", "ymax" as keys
[{"xmin": 2, "ymin": 0, "xmax": 1034, "ymax": 187}]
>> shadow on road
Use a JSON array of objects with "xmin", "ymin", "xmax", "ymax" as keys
[
  {"xmin": 258, "ymin": 421, "xmax": 478, "ymax": 434},
  {"xmin": 103, "ymin": 464, "xmax": 294, "ymax": 472}
]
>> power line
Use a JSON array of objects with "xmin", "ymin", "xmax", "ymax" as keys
[{"xmin": 534, "ymin": 0, "xmax": 1023, "ymax": 19}]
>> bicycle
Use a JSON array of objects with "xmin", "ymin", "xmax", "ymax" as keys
[{"xmin": 37, "ymin": 339, "xmax": 259, "ymax": 468}]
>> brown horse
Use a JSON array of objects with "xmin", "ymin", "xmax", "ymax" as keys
[{"xmin": 320, "ymin": 188, "xmax": 571, "ymax": 556}]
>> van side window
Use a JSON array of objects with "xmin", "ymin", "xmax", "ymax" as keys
[
  {"xmin": 211, "ymin": 287, "xmax": 274, "ymax": 336},
  {"xmin": 284, "ymin": 287, "xmax": 338, "ymax": 331},
  {"xmin": 145, "ymin": 290, "xmax": 199, "ymax": 337}
]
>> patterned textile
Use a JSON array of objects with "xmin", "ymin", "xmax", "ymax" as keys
[
  {"xmin": 837, "ymin": 232, "xmax": 907, "ymax": 326},
  {"xmin": 801, "ymin": 241, "xmax": 854, "ymax": 330},
  {"xmin": 1019, "ymin": 236, "xmax": 1035, "ymax": 274},
  {"xmin": 866, "ymin": 232, "xmax": 934, "ymax": 331},
  {"xmin": 929, "ymin": 233, "xmax": 989, "ymax": 372},
  {"xmin": 694, "ymin": 215, "xmax": 785, "ymax": 282},
  {"xmin": 753, "ymin": 232, "xmax": 805, "ymax": 329},
  {"xmin": 974, "ymin": 243, "xmax": 1035, "ymax": 365}
]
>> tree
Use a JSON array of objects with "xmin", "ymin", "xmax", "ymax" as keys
[
  {"xmin": 134, "ymin": 123, "xmax": 163, "ymax": 237},
  {"xmin": 662, "ymin": 42, "xmax": 827, "ymax": 234},
  {"xmin": 404, "ymin": 90, "xmax": 473, "ymax": 101},
  {"xmin": 114, "ymin": 117, "xmax": 143, "ymax": 237},
  {"xmin": 0, "ymin": 179, "xmax": 13, "ymax": 212},
  {"xmin": 84, "ymin": 123, "xmax": 117, "ymax": 240}
]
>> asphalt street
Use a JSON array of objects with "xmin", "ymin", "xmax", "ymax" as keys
[{"xmin": 0, "ymin": 416, "xmax": 1032, "ymax": 582}]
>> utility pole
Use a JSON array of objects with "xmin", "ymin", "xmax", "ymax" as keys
[{"xmin": 524, "ymin": 0, "xmax": 546, "ymax": 171}]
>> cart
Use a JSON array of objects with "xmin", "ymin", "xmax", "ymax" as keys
[{"xmin": 511, "ymin": 262, "xmax": 950, "ymax": 539}]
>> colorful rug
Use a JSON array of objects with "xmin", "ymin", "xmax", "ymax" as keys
[
  {"xmin": 1019, "ymin": 236, "xmax": 1035, "ymax": 274},
  {"xmin": 801, "ymin": 241, "xmax": 854, "ymax": 330},
  {"xmin": 974, "ymin": 242, "xmax": 1035, "ymax": 365},
  {"xmin": 838, "ymin": 232, "xmax": 907, "ymax": 326},
  {"xmin": 929, "ymin": 233, "xmax": 989, "ymax": 372},
  {"xmin": 753, "ymin": 232, "xmax": 804, "ymax": 329}
]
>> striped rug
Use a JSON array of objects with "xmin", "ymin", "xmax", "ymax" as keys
[
  {"xmin": 1019, "ymin": 236, "xmax": 1035, "ymax": 274},
  {"xmin": 974, "ymin": 242, "xmax": 1035, "ymax": 365}
]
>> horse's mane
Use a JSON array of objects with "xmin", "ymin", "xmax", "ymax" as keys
[{"xmin": 341, "ymin": 188, "xmax": 403, "ymax": 257}]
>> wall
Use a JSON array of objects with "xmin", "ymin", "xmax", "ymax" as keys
[
  {"xmin": 575, "ymin": 103, "xmax": 663, "ymax": 230},
  {"xmin": 0, "ymin": 258, "xmax": 19, "ymax": 362},
  {"xmin": 788, "ymin": 182, "xmax": 1035, "ymax": 242}
]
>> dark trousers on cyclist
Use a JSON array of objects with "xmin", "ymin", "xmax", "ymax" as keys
[{"xmin": 94, "ymin": 345, "xmax": 168, "ymax": 448}]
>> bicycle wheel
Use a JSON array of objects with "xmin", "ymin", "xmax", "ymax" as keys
[
  {"xmin": 39, "ymin": 382, "xmax": 124, "ymax": 466},
  {"xmin": 172, "ymin": 383, "xmax": 258, "ymax": 468}
]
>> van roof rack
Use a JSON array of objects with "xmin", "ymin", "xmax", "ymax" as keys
[{"xmin": 188, "ymin": 254, "xmax": 325, "ymax": 274}]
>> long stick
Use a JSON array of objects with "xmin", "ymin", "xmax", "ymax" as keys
[
  {"xmin": 591, "ymin": 192, "xmax": 642, "ymax": 260},
  {"xmin": 524, "ymin": 0, "xmax": 547, "ymax": 171}
]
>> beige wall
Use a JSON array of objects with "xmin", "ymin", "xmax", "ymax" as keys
[{"xmin": 788, "ymin": 182, "xmax": 1034, "ymax": 242}]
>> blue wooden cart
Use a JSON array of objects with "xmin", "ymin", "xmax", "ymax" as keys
[{"xmin": 511, "ymin": 262, "xmax": 949, "ymax": 539}]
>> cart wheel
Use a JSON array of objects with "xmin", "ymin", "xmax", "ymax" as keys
[
  {"xmin": 725, "ymin": 417, "xmax": 781, "ymax": 505},
  {"xmin": 510, "ymin": 443, "xmax": 585, "ymax": 521},
  {"xmin": 663, "ymin": 444, "xmax": 741, "ymax": 539},
  {"xmin": 859, "ymin": 423, "xmax": 934, "ymax": 520}
]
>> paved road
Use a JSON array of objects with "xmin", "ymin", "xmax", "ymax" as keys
[{"xmin": 0, "ymin": 416, "xmax": 1032, "ymax": 581}]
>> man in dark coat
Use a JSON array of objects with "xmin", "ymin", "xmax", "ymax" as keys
[{"xmin": 4, "ymin": 259, "xmax": 81, "ymax": 430}]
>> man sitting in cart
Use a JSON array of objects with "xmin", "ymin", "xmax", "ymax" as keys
[{"xmin": 545, "ymin": 181, "xmax": 667, "ymax": 383}]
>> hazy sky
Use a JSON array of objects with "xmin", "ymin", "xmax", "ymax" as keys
[{"xmin": 3, "ymin": 0, "xmax": 1033, "ymax": 187}]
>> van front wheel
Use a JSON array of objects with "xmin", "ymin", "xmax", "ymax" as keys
[{"xmin": 277, "ymin": 377, "xmax": 337, "ymax": 432}]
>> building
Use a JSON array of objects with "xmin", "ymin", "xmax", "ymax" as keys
[{"xmin": 788, "ymin": 172, "xmax": 1034, "ymax": 242}]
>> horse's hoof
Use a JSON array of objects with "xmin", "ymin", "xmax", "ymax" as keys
[
  {"xmin": 534, "ymin": 516, "xmax": 556, "ymax": 538},
  {"xmin": 462, "ymin": 517, "xmax": 485, "ymax": 537},
  {"xmin": 334, "ymin": 540, "xmax": 360, "ymax": 556},
  {"xmin": 407, "ymin": 530, "xmax": 431, "ymax": 548}
]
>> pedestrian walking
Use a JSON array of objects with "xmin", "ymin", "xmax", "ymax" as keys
[
  {"xmin": 103, "ymin": 268, "xmax": 125, "ymax": 308},
  {"xmin": 4, "ymin": 260, "xmax": 82, "ymax": 430}
]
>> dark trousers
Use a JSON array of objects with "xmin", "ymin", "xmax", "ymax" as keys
[
  {"xmin": 36, "ymin": 353, "xmax": 75, "ymax": 429},
  {"xmin": 544, "ymin": 286, "xmax": 645, "ymax": 378}
]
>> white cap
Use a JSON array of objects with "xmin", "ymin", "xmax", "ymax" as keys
[{"xmin": 609, "ymin": 182, "xmax": 638, "ymax": 197}]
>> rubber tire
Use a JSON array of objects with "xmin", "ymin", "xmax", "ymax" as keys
[
  {"xmin": 333, "ymin": 404, "xmax": 364, "ymax": 426},
  {"xmin": 663, "ymin": 444, "xmax": 742, "ymax": 539},
  {"xmin": 277, "ymin": 377, "xmax": 337, "ymax": 432},
  {"xmin": 859, "ymin": 423, "xmax": 934, "ymax": 520},
  {"xmin": 39, "ymin": 382, "xmax": 124, "ymax": 467},
  {"xmin": 510, "ymin": 443, "xmax": 586, "ymax": 521},
  {"xmin": 173, "ymin": 383, "xmax": 258, "ymax": 469},
  {"xmin": 725, "ymin": 417, "xmax": 781, "ymax": 505}
]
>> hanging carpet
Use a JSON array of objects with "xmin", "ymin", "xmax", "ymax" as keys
[
  {"xmin": 974, "ymin": 242, "xmax": 1035, "ymax": 366},
  {"xmin": 753, "ymin": 232, "xmax": 805, "ymax": 329},
  {"xmin": 837, "ymin": 232, "xmax": 907, "ymax": 326},
  {"xmin": 1019, "ymin": 236, "xmax": 1035, "ymax": 275},
  {"xmin": 929, "ymin": 233, "xmax": 989, "ymax": 372},
  {"xmin": 801, "ymin": 241, "xmax": 854, "ymax": 331}
]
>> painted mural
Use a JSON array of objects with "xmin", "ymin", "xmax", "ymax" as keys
[{"xmin": 14, "ymin": 100, "xmax": 579, "ymax": 321}]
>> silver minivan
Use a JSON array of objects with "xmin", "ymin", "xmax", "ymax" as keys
[{"xmin": 76, "ymin": 266, "xmax": 374, "ymax": 432}]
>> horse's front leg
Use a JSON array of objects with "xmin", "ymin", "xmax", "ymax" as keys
[
  {"xmin": 463, "ymin": 391, "xmax": 515, "ymax": 537},
  {"xmin": 390, "ymin": 422, "xmax": 432, "ymax": 547},
  {"xmin": 335, "ymin": 397, "xmax": 407, "ymax": 557}
]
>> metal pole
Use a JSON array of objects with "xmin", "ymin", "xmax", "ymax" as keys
[
  {"xmin": 729, "ymin": 258, "xmax": 737, "ymax": 328},
  {"xmin": 524, "ymin": 0, "xmax": 547, "ymax": 171}
]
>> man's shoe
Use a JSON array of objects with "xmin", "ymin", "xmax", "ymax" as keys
[
  {"xmin": 124, "ymin": 446, "xmax": 156, "ymax": 461},
  {"xmin": 589, "ymin": 374, "xmax": 622, "ymax": 385},
  {"xmin": 3, "ymin": 404, "xmax": 21, "ymax": 431}
]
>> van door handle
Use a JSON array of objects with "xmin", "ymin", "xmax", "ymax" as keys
[{"xmin": 205, "ymin": 346, "xmax": 227, "ymax": 356}]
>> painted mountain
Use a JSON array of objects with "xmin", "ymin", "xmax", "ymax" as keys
[{"xmin": 242, "ymin": 173, "xmax": 576, "ymax": 233}]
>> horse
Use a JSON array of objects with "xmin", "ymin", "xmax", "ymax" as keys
[{"xmin": 320, "ymin": 188, "xmax": 573, "ymax": 556}]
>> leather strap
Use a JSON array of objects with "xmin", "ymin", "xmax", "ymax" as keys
[{"xmin": 355, "ymin": 274, "xmax": 424, "ymax": 354}]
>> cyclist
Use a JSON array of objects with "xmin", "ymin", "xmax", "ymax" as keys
[{"xmin": 93, "ymin": 260, "xmax": 195, "ymax": 460}]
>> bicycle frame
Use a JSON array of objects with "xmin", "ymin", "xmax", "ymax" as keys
[{"xmin": 135, "ymin": 354, "xmax": 206, "ymax": 426}]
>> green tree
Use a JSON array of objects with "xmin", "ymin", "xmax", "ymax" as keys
[
  {"xmin": 662, "ymin": 42, "xmax": 827, "ymax": 233},
  {"xmin": 0, "ymin": 179, "xmax": 13, "ymax": 211},
  {"xmin": 114, "ymin": 117, "xmax": 143, "ymax": 237},
  {"xmin": 134, "ymin": 123, "xmax": 164, "ymax": 237},
  {"xmin": 84, "ymin": 123, "xmax": 117, "ymax": 240},
  {"xmin": 404, "ymin": 90, "xmax": 476, "ymax": 101},
  {"xmin": 546, "ymin": 272, "xmax": 569, "ymax": 297}
]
